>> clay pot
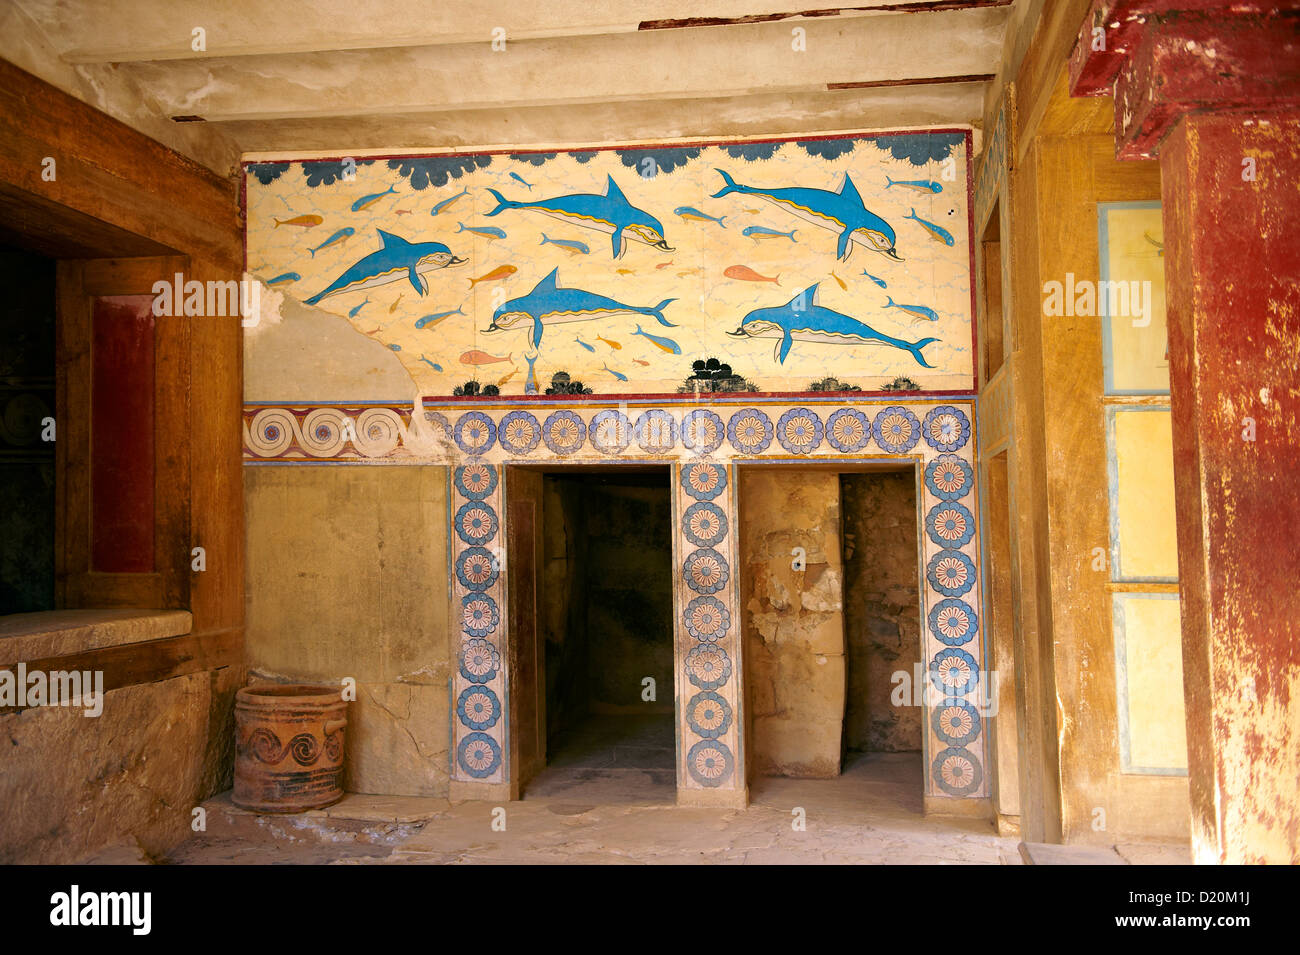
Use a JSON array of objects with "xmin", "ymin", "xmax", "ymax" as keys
[{"xmin": 233, "ymin": 683, "xmax": 347, "ymax": 813}]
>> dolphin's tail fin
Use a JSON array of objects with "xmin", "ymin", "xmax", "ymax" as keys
[
  {"xmin": 711, "ymin": 168, "xmax": 741, "ymax": 199},
  {"xmin": 886, "ymin": 176, "xmax": 896, "ymax": 187},
  {"xmin": 539, "ymin": 233, "xmax": 549, "ymax": 245},
  {"xmin": 484, "ymin": 188, "xmax": 515, "ymax": 217},
  {"xmin": 886, "ymin": 295, "xmax": 896, "ymax": 308},
  {"xmin": 791, "ymin": 230, "xmax": 797, "ymax": 242},
  {"xmin": 308, "ymin": 248, "xmax": 316, "ymax": 258},
  {"xmin": 718, "ymin": 215, "xmax": 726, "ymax": 229},
  {"xmin": 908, "ymin": 337, "xmax": 938, "ymax": 369},
  {"xmin": 456, "ymin": 221, "xmax": 466, "ymax": 232},
  {"xmin": 906, "ymin": 207, "xmax": 917, "ymax": 219},
  {"xmin": 647, "ymin": 299, "xmax": 678, "ymax": 328}
]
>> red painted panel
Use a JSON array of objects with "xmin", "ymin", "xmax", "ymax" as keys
[{"xmin": 91, "ymin": 295, "xmax": 156, "ymax": 573}]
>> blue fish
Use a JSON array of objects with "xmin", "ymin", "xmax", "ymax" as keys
[
  {"xmin": 388, "ymin": 343, "xmax": 402, "ymax": 351},
  {"xmin": 308, "ymin": 227, "xmax": 355, "ymax": 258},
  {"xmin": 431, "ymin": 188, "xmax": 469, "ymax": 215},
  {"xmin": 304, "ymin": 230, "xmax": 467, "ymax": 305},
  {"xmin": 674, "ymin": 206, "xmax": 726, "ymax": 228},
  {"xmin": 540, "ymin": 233, "xmax": 590, "ymax": 255},
  {"xmin": 509, "ymin": 172, "xmax": 533, "ymax": 190},
  {"xmin": 348, "ymin": 297, "xmax": 370, "ymax": 317},
  {"xmin": 712, "ymin": 168, "xmax": 900, "ymax": 262},
  {"xmin": 575, "ymin": 336, "xmax": 596, "ymax": 352},
  {"xmin": 885, "ymin": 176, "xmax": 943, "ymax": 194},
  {"xmin": 632, "ymin": 324, "xmax": 681, "ymax": 355},
  {"xmin": 415, "ymin": 306, "xmax": 464, "ymax": 329},
  {"xmin": 486, "ymin": 175, "xmax": 672, "ymax": 259},
  {"xmin": 884, "ymin": 295, "xmax": 939, "ymax": 322},
  {"xmin": 265, "ymin": 271, "xmax": 300, "ymax": 285},
  {"xmin": 524, "ymin": 354, "xmax": 539, "ymax": 394},
  {"xmin": 419, "ymin": 354, "xmax": 443, "ymax": 371},
  {"xmin": 457, "ymin": 221, "xmax": 507, "ymax": 240},
  {"xmin": 729, "ymin": 283, "xmax": 936, "ymax": 366},
  {"xmin": 603, "ymin": 363, "xmax": 628, "ymax": 382},
  {"xmin": 351, "ymin": 184, "xmax": 397, "ymax": 212},
  {"xmin": 742, "ymin": 225, "xmax": 798, "ymax": 242},
  {"xmin": 904, "ymin": 207, "xmax": 955, "ymax": 246},
  {"xmin": 483, "ymin": 268, "xmax": 676, "ymax": 349},
  {"xmin": 860, "ymin": 271, "xmax": 887, "ymax": 289}
]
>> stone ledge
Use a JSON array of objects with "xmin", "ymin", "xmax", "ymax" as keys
[
  {"xmin": 0, "ymin": 609, "xmax": 193, "ymax": 665},
  {"xmin": 1019, "ymin": 842, "xmax": 1129, "ymax": 865}
]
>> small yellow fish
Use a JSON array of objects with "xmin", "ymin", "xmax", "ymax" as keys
[
  {"xmin": 831, "ymin": 271, "xmax": 847, "ymax": 291},
  {"xmin": 497, "ymin": 367, "xmax": 520, "ymax": 387},
  {"xmin": 469, "ymin": 265, "xmax": 517, "ymax": 288},
  {"xmin": 389, "ymin": 294, "xmax": 404, "ymax": 313},
  {"xmin": 676, "ymin": 268, "xmax": 701, "ymax": 277},
  {"xmin": 596, "ymin": 335, "xmax": 622, "ymax": 350},
  {"xmin": 744, "ymin": 208, "xmax": 760, "ymax": 214},
  {"xmin": 615, "ymin": 268, "xmax": 636, "ymax": 276},
  {"xmin": 633, "ymin": 358, "xmax": 650, "ymax": 366},
  {"xmin": 273, "ymin": 214, "xmax": 323, "ymax": 228}
]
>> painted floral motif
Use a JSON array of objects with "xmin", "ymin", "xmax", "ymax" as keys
[
  {"xmin": 461, "ymin": 593, "xmax": 500, "ymax": 637},
  {"xmin": 681, "ymin": 409, "xmax": 724, "ymax": 455},
  {"xmin": 422, "ymin": 410, "xmax": 450, "ymax": 441},
  {"xmin": 589, "ymin": 410, "xmax": 631, "ymax": 454},
  {"xmin": 686, "ymin": 739, "xmax": 734, "ymax": 787},
  {"xmin": 872, "ymin": 406, "xmax": 921, "ymax": 453},
  {"xmin": 684, "ymin": 595, "xmax": 731, "ymax": 641},
  {"xmin": 459, "ymin": 637, "xmax": 500, "ymax": 684},
  {"xmin": 929, "ymin": 647, "xmax": 979, "ymax": 695},
  {"xmin": 455, "ymin": 546, "xmax": 499, "ymax": 591},
  {"xmin": 635, "ymin": 409, "xmax": 677, "ymax": 453},
  {"xmin": 685, "ymin": 644, "xmax": 732, "ymax": 690},
  {"xmin": 926, "ymin": 502, "xmax": 975, "ymax": 547},
  {"xmin": 682, "ymin": 502, "xmax": 728, "ymax": 546},
  {"xmin": 454, "ymin": 462, "xmax": 498, "ymax": 500},
  {"xmin": 932, "ymin": 745, "xmax": 982, "ymax": 796},
  {"xmin": 928, "ymin": 598, "xmax": 977, "ymax": 646},
  {"xmin": 686, "ymin": 691, "xmax": 732, "ymax": 740},
  {"xmin": 727, "ymin": 408, "xmax": 774, "ymax": 454},
  {"xmin": 923, "ymin": 405, "xmax": 971, "ymax": 452},
  {"xmin": 684, "ymin": 548, "xmax": 729, "ymax": 595},
  {"xmin": 498, "ymin": 410, "xmax": 541, "ymax": 455},
  {"xmin": 932, "ymin": 699, "xmax": 981, "ymax": 746},
  {"xmin": 453, "ymin": 411, "xmax": 496, "ymax": 455},
  {"xmin": 457, "ymin": 686, "xmax": 501, "ymax": 731},
  {"xmin": 542, "ymin": 410, "xmax": 586, "ymax": 454},
  {"xmin": 458, "ymin": 731, "xmax": 502, "ymax": 778},
  {"xmin": 455, "ymin": 501, "xmax": 498, "ymax": 545},
  {"xmin": 776, "ymin": 408, "xmax": 824, "ymax": 454},
  {"xmin": 925, "ymin": 453, "xmax": 974, "ymax": 501},
  {"xmin": 927, "ymin": 549, "xmax": 975, "ymax": 597},
  {"xmin": 826, "ymin": 408, "xmax": 872, "ymax": 452},
  {"xmin": 681, "ymin": 462, "xmax": 727, "ymax": 501}
]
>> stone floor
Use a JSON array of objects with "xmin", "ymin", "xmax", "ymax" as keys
[{"xmin": 523, "ymin": 712, "xmax": 676, "ymax": 804}]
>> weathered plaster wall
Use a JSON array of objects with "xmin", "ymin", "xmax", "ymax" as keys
[
  {"xmin": 244, "ymin": 465, "xmax": 450, "ymax": 796},
  {"xmin": 740, "ymin": 469, "xmax": 846, "ymax": 778},
  {"xmin": 841, "ymin": 471, "xmax": 922, "ymax": 753}
]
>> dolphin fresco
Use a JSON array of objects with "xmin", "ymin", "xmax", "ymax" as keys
[
  {"xmin": 482, "ymin": 267, "xmax": 676, "ymax": 349},
  {"xmin": 712, "ymin": 168, "xmax": 901, "ymax": 262},
  {"xmin": 728, "ymin": 283, "xmax": 936, "ymax": 366},
  {"xmin": 303, "ymin": 230, "xmax": 467, "ymax": 305},
  {"xmin": 485, "ymin": 175, "xmax": 673, "ymax": 259}
]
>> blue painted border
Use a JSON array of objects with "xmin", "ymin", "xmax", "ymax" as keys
[
  {"xmin": 1112, "ymin": 591, "xmax": 1188, "ymax": 776},
  {"xmin": 1105, "ymin": 405, "xmax": 1178, "ymax": 584}
]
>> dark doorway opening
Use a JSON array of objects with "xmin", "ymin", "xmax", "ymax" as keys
[{"xmin": 523, "ymin": 467, "xmax": 676, "ymax": 804}]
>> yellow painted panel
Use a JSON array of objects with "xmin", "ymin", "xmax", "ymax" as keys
[
  {"xmin": 1103, "ymin": 204, "xmax": 1168, "ymax": 393},
  {"xmin": 1120, "ymin": 595, "xmax": 1188, "ymax": 771},
  {"xmin": 1114, "ymin": 409, "xmax": 1178, "ymax": 580}
]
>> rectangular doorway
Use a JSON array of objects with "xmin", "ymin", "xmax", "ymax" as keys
[{"xmin": 510, "ymin": 466, "xmax": 677, "ymax": 804}]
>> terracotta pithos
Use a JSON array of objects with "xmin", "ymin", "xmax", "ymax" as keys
[{"xmin": 233, "ymin": 684, "xmax": 347, "ymax": 813}]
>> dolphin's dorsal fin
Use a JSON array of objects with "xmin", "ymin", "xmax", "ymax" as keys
[
  {"xmin": 786, "ymin": 283, "xmax": 820, "ymax": 311},
  {"xmin": 838, "ymin": 173, "xmax": 864, "ymax": 207},
  {"xmin": 605, "ymin": 175, "xmax": 628, "ymax": 203},
  {"xmin": 377, "ymin": 229, "xmax": 409, "ymax": 248},
  {"xmin": 533, "ymin": 267, "xmax": 561, "ymax": 294}
]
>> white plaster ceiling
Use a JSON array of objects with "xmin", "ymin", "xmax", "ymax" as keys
[{"xmin": 3, "ymin": 1, "xmax": 1019, "ymax": 175}]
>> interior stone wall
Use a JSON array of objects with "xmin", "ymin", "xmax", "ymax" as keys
[
  {"xmin": 841, "ymin": 471, "xmax": 923, "ymax": 753},
  {"xmin": 740, "ymin": 469, "xmax": 846, "ymax": 778},
  {"xmin": 243, "ymin": 464, "xmax": 450, "ymax": 797}
]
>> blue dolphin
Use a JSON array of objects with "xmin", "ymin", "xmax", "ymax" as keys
[
  {"xmin": 712, "ymin": 168, "xmax": 901, "ymax": 262},
  {"xmin": 485, "ymin": 175, "xmax": 673, "ymax": 259},
  {"xmin": 728, "ymin": 283, "xmax": 936, "ymax": 366},
  {"xmin": 482, "ymin": 268, "xmax": 676, "ymax": 349},
  {"xmin": 303, "ymin": 230, "xmax": 467, "ymax": 305}
]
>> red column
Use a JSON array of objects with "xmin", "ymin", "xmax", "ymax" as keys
[{"xmin": 1072, "ymin": 2, "xmax": 1300, "ymax": 863}]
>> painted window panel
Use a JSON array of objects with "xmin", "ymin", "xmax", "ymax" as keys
[
  {"xmin": 1109, "ymin": 407, "xmax": 1178, "ymax": 582},
  {"xmin": 1099, "ymin": 202, "xmax": 1169, "ymax": 395},
  {"xmin": 1113, "ymin": 593, "xmax": 1188, "ymax": 774}
]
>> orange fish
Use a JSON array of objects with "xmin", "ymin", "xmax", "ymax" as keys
[
  {"xmin": 394, "ymin": 209, "xmax": 412, "ymax": 216},
  {"xmin": 616, "ymin": 268, "xmax": 636, "ymax": 276},
  {"xmin": 830, "ymin": 270, "xmax": 847, "ymax": 290},
  {"xmin": 273, "ymin": 215, "xmax": 323, "ymax": 228},
  {"xmin": 655, "ymin": 260, "xmax": 675, "ymax": 270},
  {"xmin": 633, "ymin": 358, "xmax": 650, "ymax": 366},
  {"xmin": 497, "ymin": 367, "xmax": 520, "ymax": 387},
  {"xmin": 469, "ymin": 265, "xmax": 517, "ymax": 288},
  {"xmin": 596, "ymin": 335, "xmax": 622, "ymax": 350},
  {"xmin": 724, "ymin": 264, "xmax": 780, "ymax": 285},
  {"xmin": 460, "ymin": 350, "xmax": 513, "ymax": 365}
]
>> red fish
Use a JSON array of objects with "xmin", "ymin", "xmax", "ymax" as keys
[
  {"xmin": 724, "ymin": 264, "xmax": 780, "ymax": 285},
  {"xmin": 460, "ymin": 350, "xmax": 513, "ymax": 365}
]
